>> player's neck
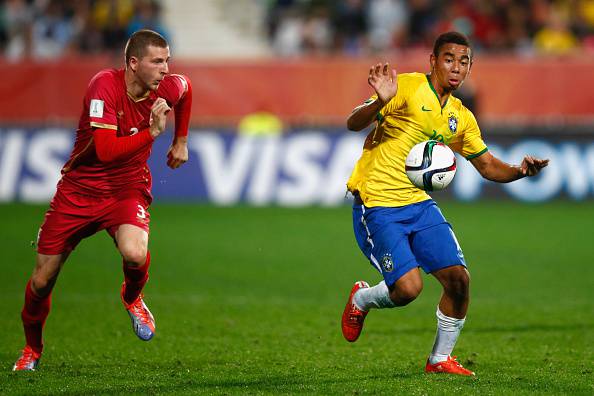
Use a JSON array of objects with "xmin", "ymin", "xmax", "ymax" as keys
[
  {"xmin": 124, "ymin": 69, "xmax": 150, "ymax": 99},
  {"xmin": 428, "ymin": 73, "xmax": 451, "ymax": 106}
]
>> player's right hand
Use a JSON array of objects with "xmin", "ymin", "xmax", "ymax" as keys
[
  {"xmin": 149, "ymin": 98, "xmax": 171, "ymax": 138},
  {"xmin": 368, "ymin": 63, "xmax": 397, "ymax": 106}
]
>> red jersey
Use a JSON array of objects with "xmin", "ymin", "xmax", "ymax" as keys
[{"xmin": 61, "ymin": 69, "xmax": 190, "ymax": 196}]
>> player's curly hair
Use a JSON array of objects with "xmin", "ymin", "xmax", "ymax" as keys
[
  {"xmin": 125, "ymin": 29, "xmax": 168, "ymax": 65},
  {"xmin": 433, "ymin": 32, "xmax": 472, "ymax": 59}
]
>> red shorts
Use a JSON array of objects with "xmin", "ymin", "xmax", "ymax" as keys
[{"xmin": 37, "ymin": 187, "xmax": 151, "ymax": 255}]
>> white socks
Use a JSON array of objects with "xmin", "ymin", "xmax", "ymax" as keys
[
  {"xmin": 429, "ymin": 307, "xmax": 465, "ymax": 364},
  {"xmin": 353, "ymin": 281, "xmax": 395, "ymax": 311}
]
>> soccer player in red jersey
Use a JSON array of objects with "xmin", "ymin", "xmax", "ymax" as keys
[{"xmin": 13, "ymin": 29, "xmax": 193, "ymax": 371}]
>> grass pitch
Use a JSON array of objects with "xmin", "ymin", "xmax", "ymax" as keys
[{"xmin": 0, "ymin": 201, "xmax": 593, "ymax": 395}]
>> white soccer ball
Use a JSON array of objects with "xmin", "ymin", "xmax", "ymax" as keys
[{"xmin": 405, "ymin": 140, "xmax": 456, "ymax": 191}]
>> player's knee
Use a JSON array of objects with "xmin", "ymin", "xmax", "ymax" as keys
[
  {"xmin": 30, "ymin": 274, "xmax": 53, "ymax": 297},
  {"xmin": 119, "ymin": 244, "xmax": 147, "ymax": 266},
  {"xmin": 390, "ymin": 282, "xmax": 423, "ymax": 306},
  {"xmin": 444, "ymin": 268, "xmax": 470, "ymax": 299}
]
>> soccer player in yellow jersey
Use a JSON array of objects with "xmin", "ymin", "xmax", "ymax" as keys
[{"xmin": 341, "ymin": 32, "xmax": 549, "ymax": 376}]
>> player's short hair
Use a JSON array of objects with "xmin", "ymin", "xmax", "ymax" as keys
[
  {"xmin": 125, "ymin": 29, "xmax": 168, "ymax": 65},
  {"xmin": 433, "ymin": 32, "xmax": 472, "ymax": 59}
]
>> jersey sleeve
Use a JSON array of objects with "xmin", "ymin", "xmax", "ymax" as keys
[
  {"xmin": 362, "ymin": 85, "xmax": 405, "ymax": 124},
  {"xmin": 157, "ymin": 74, "xmax": 192, "ymax": 137},
  {"xmin": 93, "ymin": 128, "xmax": 153, "ymax": 163},
  {"xmin": 86, "ymin": 72, "xmax": 118, "ymax": 131},
  {"xmin": 448, "ymin": 107, "xmax": 488, "ymax": 159},
  {"xmin": 156, "ymin": 74, "xmax": 189, "ymax": 107}
]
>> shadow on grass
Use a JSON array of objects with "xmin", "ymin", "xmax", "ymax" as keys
[
  {"xmin": 467, "ymin": 322, "xmax": 594, "ymax": 333},
  {"xmin": 374, "ymin": 322, "xmax": 594, "ymax": 337},
  {"xmin": 5, "ymin": 359, "xmax": 592, "ymax": 395},
  {"xmin": 23, "ymin": 370, "xmax": 425, "ymax": 396}
]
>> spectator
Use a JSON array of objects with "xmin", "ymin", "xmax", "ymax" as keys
[
  {"xmin": 533, "ymin": 6, "xmax": 580, "ymax": 55},
  {"xmin": 367, "ymin": 0, "xmax": 408, "ymax": 52},
  {"xmin": 127, "ymin": 0, "xmax": 168, "ymax": 40},
  {"xmin": 332, "ymin": 0, "xmax": 368, "ymax": 55},
  {"xmin": 91, "ymin": 0, "xmax": 134, "ymax": 52},
  {"xmin": 272, "ymin": 5, "xmax": 304, "ymax": 57},
  {"xmin": 31, "ymin": 0, "xmax": 75, "ymax": 59},
  {"xmin": 3, "ymin": 0, "xmax": 33, "ymax": 61},
  {"xmin": 301, "ymin": 5, "xmax": 332, "ymax": 55}
]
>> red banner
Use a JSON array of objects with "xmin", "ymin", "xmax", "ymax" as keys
[{"xmin": 1, "ymin": 55, "xmax": 592, "ymax": 126}]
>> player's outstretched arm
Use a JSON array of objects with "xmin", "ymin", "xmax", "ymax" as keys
[
  {"xmin": 470, "ymin": 151, "xmax": 549, "ymax": 182},
  {"xmin": 347, "ymin": 63, "xmax": 397, "ymax": 131}
]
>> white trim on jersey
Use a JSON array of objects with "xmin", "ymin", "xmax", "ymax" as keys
[
  {"xmin": 360, "ymin": 205, "xmax": 374, "ymax": 249},
  {"xmin": 360, "ymin": 204, "xmax": 382, "ymax": 273},
  {"xmin": 369, "ymin": 253, "xmax": 382, "ymax": 273}
]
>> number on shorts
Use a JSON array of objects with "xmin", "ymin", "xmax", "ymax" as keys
[{"xmin": 136, "ymin": 205, "xmax": 146, "ymax": 219}]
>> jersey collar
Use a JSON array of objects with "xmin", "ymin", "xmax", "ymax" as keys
[
  {"xmin": 426, "ymin": 74, "xmax": 449, "ymax": 110},
  {"xmin": 120, "ymin": 68, "xmax": 151, "ymax": 103}
]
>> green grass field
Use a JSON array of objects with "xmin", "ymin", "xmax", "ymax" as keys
[{"xmin": 0, "ymin": 201, "xmax": 593, "ymax": 395}]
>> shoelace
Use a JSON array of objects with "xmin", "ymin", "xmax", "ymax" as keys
[
  {"xmin": 15, "ymin": 348, "xmax": 36, "ymax": 369},
  {"xmin": 348, "ymin": 305, "xmax": 365, "ymax": 324},
  {"xmin": 130, "ymin": 298, "xmax": 151, "ymax": 324},
  {"xmin": 447, "ymin": 356, "xmax": 473, "ymax": 373}
]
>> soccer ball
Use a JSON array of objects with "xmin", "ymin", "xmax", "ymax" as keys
[{"xmin": 405, "ymin": 140, "xmax": 456, "ymax": 191}]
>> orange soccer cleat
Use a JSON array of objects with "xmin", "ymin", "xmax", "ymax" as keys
[
  {"xmin": 425, "ymin": 356, "xmax": 475, "ymax": 376},
  {"xmin": 341, "ymin": 281, "xmax": 369, "ymax": 342},
  {"xmin": 121, "ymin": 284, "xmax": 156, "ymax": 341},
  {"xmin": 13, "ymin": 345, "xmax": 41, "ymax": 371}
]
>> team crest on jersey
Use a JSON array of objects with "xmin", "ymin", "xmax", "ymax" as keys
[
  {"xmin": 381, "ymin": 253, "xmax": 394, "ymax": 272},
  {"xmin": 448, "ymin": 113, "xmax": 458, "ymax": 134}
]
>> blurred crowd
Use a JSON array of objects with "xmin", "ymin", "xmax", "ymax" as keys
[
  {"xmin": 2, "ymin": 0, "xmax": 594, "ymax": 61},
  {"xmin": 0, "ymin": 0, "xmax": 167, "ymax": 61},
  {"xmin": 267, "ymin": 0, "xmax": 594, "ymax": 56}
]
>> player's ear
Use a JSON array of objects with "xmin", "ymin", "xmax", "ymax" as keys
[
  {"xmin": 429, "ymin": 53, "xmax": 436, "ymax": 72},
  {"xmin": 129, "ymin": 56, "xmax": 139, "ymax": 72}
]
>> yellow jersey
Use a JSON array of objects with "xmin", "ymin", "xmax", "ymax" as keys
[{"xmin": 347, "ymin": 72, "xmax": 488, "ymax": 207}]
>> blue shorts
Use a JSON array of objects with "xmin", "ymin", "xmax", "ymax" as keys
[{"xmin": 352, "ymin": 199, "xmax": 466, "ymax": 286}]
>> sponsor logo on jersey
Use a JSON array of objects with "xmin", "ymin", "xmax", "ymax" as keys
[{"xmin": 422, "ymin": 105, "xmax": 432, "ymax": 112}]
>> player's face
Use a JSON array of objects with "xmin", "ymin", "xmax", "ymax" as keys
[
  {"xmin": 135, "ymin": 45, "xmax": 170, "ymax": 91},
  {"xmin": 430, "ymin": 43, "xmax": 472, "ymax": 92}
]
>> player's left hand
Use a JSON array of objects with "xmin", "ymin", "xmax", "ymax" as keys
[
  {"xmin": 166, "ymin": 138, "xmax": 188, "ymax": 169},
  {"xmin": 521, "ymin": 155, "xmax": 549, "ymax": 177}
]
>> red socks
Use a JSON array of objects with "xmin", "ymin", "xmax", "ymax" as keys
[
  {"xmin": 21, "ymin": 279, "xmax": 51, "ymax": 354},
  {"xmin": 122, "ymin": 251, "xmax": 151, "ymax": 305},
  {"xmin": 21, "ymin": 252, "xmax": 150, "ymax": 353}
]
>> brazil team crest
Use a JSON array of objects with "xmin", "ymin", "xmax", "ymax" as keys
[
  {"xmin": 381, "ymin": 253, "xmax": 394, "ymax": 272},
  {"xmin": 448, "ymin": 113, "xmax": 458, "ymax": 134}
]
